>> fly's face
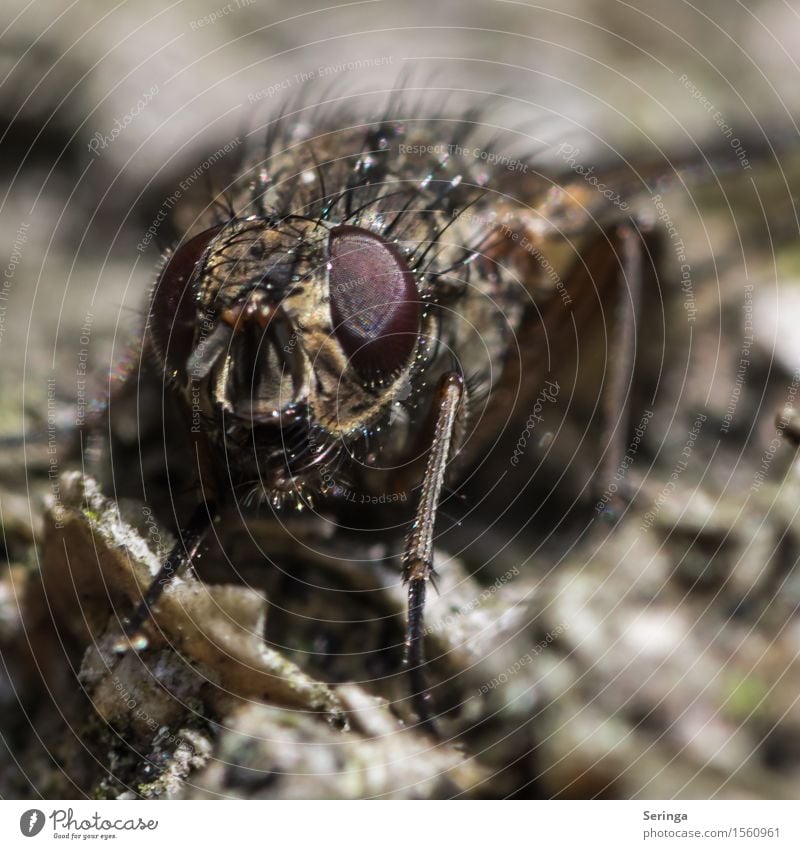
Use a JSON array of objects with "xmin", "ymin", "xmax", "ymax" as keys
[{"xmin": 147, "ymin": 211, "xmax": 425, "ymax": 494}]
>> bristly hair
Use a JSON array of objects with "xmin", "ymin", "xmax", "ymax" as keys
[{"xmin": 212, "ymin": 80, "xmax": 505, "ymax": 233}]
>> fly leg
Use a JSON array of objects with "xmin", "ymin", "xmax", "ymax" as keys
[
  {"xmin": 402, "ymin": 372, "xmax": 464, "ymax": 733},
  {"xmin": 595, "ymin": 222, "xmax": 645, "ymax": 522},
  {"xmin": 112, "ymin": 499, "xmax": 216, "ymax": 653}
]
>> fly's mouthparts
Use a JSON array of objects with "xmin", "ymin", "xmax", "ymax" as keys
[{"xmin": 187, "ymin": 297, "xmax": 308, "ymax": 426}]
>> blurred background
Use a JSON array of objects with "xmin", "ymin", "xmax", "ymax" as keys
[{"xmin": 3, "ymin": 0, "xmax": 800, "ymax": 800}]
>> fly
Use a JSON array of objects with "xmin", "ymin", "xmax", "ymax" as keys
[{"xmin": 108, "ymin": 110, "xmax": 659, "ymax": 732}]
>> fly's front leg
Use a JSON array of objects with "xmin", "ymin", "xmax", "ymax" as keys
[
  {"xmin": 112, "ymin": 499, "xmax": 217, "ymax": 653},
  {"xmin": 402, "ymin": 371, "xmax": 464, "ymax": 732},
  {"xmin": 595, "ymin": 221, "xmax": 645, "ymax": 522},
  {"xmin": 111, "ymin": 385, "xmax": 224, "ymax": 654}
]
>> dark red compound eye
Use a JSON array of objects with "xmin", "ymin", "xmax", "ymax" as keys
[
  {"xmin": 328, "ymin": 225, "xmax": 420, "ymax": 382},
  {"xmin": 149, "ymin": 225, "xmax": 222, "ymax": 379}
]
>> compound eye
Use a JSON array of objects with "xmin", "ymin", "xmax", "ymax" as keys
[
  {"xmin": 149, "ymin": 225, "xmax": 222, "ymax": 378},
  {"xmin": 328, "ymin": 225, "xmax": 420, "ymax": 382}
]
